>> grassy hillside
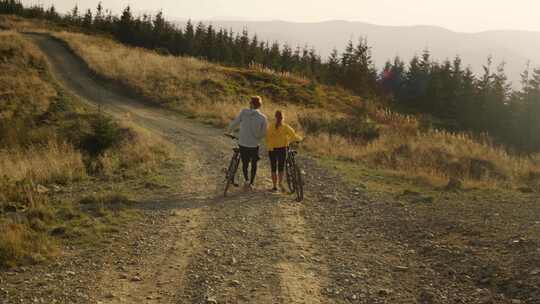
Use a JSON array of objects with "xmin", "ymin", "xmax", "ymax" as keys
[
  {"xmin": 49, "ymin": 30, "xmax": 540, "ymax": 190},
  {"xmin": 52, "ymin": 31, "xmax": 361, "ymax": 123},
  {"xmin": 0, "ymin": 31, "xmax": 173, "ymax": 267}
]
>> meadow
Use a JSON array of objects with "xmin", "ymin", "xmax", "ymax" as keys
[{"xmin": 54, "ymin": 31, "xmax": 540, "ymax": 189}]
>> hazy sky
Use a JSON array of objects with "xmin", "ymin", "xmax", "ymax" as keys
[{"xmin": 24, "ymin": 0, "xmax": 540, "ymax": 32}]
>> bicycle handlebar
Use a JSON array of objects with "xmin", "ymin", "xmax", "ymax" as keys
[
  {"xmin": 289, "ymin": 140, "xmax": 303, "ymax": 146},
  {"xmin": 225, "ymin": 134, "xmax": 303, "ymax": 144}
]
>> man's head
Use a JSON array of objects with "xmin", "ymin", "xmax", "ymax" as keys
[{"xmin": 250, "ymin": 96, "xmax": 262, "ymax": 109}]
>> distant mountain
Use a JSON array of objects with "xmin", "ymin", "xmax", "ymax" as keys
[{"xmin": 177, "ymin": 20, "xmax": 540, "ymax": 87}]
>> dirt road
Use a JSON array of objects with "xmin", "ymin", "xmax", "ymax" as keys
[
  {"xmin": 21, "ymin": 33, "xmax": 336, "ymax": 304},
  {"xmin": 2, "ymin": 33, "xmax": 536, "ymax": 304}
]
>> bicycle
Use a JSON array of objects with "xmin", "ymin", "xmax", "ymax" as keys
[
  {"xmin": 223, "ymin": 134, "xmax": 241, "ymax": 197},
  {"xmin": 285, "ymin": 142, "xmax": 304, "ymax": 202}
]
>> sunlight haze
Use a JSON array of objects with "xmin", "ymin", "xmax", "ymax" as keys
[{"xmin": 23, "ymin": 0, "xmax": 540, "ymax": 32}]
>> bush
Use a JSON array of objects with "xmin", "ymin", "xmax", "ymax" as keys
[
  {"xmin": 82, "ymin": 114, "xmax": 121, "ymax": 156},
  {"xmin": 299, "ymin": 113, "xmax": 379, "ymax": 143}
]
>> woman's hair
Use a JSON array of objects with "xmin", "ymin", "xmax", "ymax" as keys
[
  {"xmin": 250, "ymin": 96, "xmax": 262, "ymax": 109},
  {"xmin": 275, "ymin": 110, "xmax": 283, "ymax": 129}
]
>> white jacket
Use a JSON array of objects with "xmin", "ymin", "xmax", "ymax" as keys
[{"xmin": 228, "ymin": 109, "xmax": 268, "ymax": 148}]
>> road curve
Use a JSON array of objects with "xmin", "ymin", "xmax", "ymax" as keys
[{"xmin": 25, "ymin": 33, "xmax": 335, "ymax": 304}]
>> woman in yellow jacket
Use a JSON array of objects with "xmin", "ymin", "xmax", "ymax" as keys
[{"xmin": 266, "ymin": 110, "xmax": 302, "ymax": 192}]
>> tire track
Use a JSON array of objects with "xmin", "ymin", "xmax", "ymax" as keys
[{"xmin": 273, "ymin": 201, "xmax": 333, "ymax": 304}]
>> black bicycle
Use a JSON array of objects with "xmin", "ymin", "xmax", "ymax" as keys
[
  {"xmin": 223, "ymin": 134, "xmax": 241, "ymax": 197},
  {"xmin": 285, "ymin": 142, "xmax": 304, "ymax": 202}
]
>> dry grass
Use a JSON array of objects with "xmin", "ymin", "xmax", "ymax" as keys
[
  {"xmin": 53, "ymin": 31, "xmax": 361, "ymax": 116},
  {"xmin": 0, "ymin": 141, "xmax": 86, "ymax": 186},
  {"xmin": 0, "ymin": 31, "xmax": 85, "ymax": 189},
  {"xmin": 305, "ymin": 130, "xmax": 540, "ymax": 187},
  {"xmin": 0, "ymin": 31, "xmax": 56, "ymax": 121},
  {"xmin": 53, "ymin": 32, "xmax": 230, "ymax": 106},
  {"xmin": 0, "ymin": 15, "xmax": 49, "ymax": 31},
  {"xmin": 0, "ymin": 31, "xmax": 85, "ymax": 267},
  {"xmin": 51, "ymin": 30, "xmax": 540, "ymax": 189},
  {"xmin": 91, "ymin": 119, "xmax": 175, "ymax": 177},
  {"xmin": 0, "ymin": 30, "xmax": 175, "ymax": 267},
  {"xmin": 0, "ymin": 222, "xmax": 58, "ymax": 267},
  {"xmin": 185, "ymin": 98, "xmax": 319, "ymax": 129}
]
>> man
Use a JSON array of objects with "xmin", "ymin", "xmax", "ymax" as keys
[{"xmin": 227, "ymin": 96, "xmax": 268, "ymax": 190}]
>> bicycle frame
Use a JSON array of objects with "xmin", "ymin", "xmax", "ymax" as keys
[
  {"xmin": 223, "ymin": 134, "xmax": 241, "ymax": 197},
  {"xmin": 285, "ymin": 142, "xmax": 304, "ymax": 202}
]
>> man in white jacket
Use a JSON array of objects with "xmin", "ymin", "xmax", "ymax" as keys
[{"xmin": 228, "ymin": 96, "xmax": 268, "ymax": 190}]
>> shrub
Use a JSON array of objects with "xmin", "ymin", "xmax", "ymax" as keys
[
  {"xmin": 82, "ymin": 114, "xmax": 121, "ymax": 156},
  {"xmin": 299, "ymin": 113, "xmax": 379, "ymax": 143}
]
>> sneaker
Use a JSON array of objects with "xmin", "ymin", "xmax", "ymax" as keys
[
  {"xmin": 269, "ymin": 187, "xmax": 278, "ymax": 192},
  {"xmin": 243, "ymin": 181, "xmax": 251, "ymax": 190}
]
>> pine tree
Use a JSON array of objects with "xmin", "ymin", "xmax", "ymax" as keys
[
  {"xmin": 281, "ymin": 44, "xmax": 293, "ymax": 71},
  {"xmin": 510, "ymin": 66, "xmax": 540, "ymax": 150},
  {"xmin": 202, "ymin": 24, "xmax": 217, "ymax": 60},
  {"xmin": 70, "ymin": 5, "xmax": 80, "ymax": 25},
  {"xmin": 117, "ymin": 6, "xmax": 134, "ymax": 44},
  {"xmin": 458, "ymin": 67, "xmax": 480, "ymax": 130},
  {"xmin": 82, "ymin": 9, "xmax": 93, "ymax": 28},
  {"xmin": 184, "ymin": 20, "xmax": 195, "ymax": 55},
  {"xmin": 292, "ymin": 45, "xmax": 302, "ymax": 72},
  {"xmin": 266, "ymin": 42, "xmax": 281, "ymax": 70},
  {"xmin": 444, "ymin": 56, "xmax": 465, "ymax": 125},
  {"xmin": 249, "ymin": 35, "xmax": 263, "ymax": 64},
  {"xmin": 341, "ymin": 40, "xmax": 355, "ymax": 69},
  {"xmin": 193, "ymin": 22, "xmax": 206, "ymax": 55},
  {"xmin": 45, "ymin": 5, "xmax": 59, "ymax": 21},
  {"xmin": 94, "ymin": 2, "xmax": 104, "ymax": 29},
  {"xmin": 380, "ymin": 56, "xmax": 405, "ymax": 99},
  {"xmin": 308, "ymin": 47, "xmax": 320, "ymax": 79},
  {"xmin": 152, "ymin": 11, "xmax": 167, "ymax": 48},
  {"xmin": 326, "ymin": 48, "xmax": 341, "ymax": 85}
]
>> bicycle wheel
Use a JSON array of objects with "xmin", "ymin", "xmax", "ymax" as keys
[
  {"xmin": 294, "ymin": 162, "xmax": 304, "ymax": 202},
  {"xmin": 224, "ymin": 152, "xmax": 240, "ymax": 197},
  {"xmin": 286, "ymin": 156, "xmax": 296, "ymax": 193}
]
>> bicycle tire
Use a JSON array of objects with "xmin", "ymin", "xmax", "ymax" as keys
[
  {"xmin": 224, "ymin": 152, "xmax": 240, "ymax": 197},
  {"xmin": 294, "ymin": 162, "xmax": 304, "ymax": 202},
  {"xmin": 286, "ymin": 155, "xmax": 296, "ymax": 193}
]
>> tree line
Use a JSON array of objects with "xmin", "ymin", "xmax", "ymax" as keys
[
  {"xmin": 380, "ymin": 52, "xmax": 540, "ymax": 152},
  {"xmin": 1, "ymin": 0, "xmax": 539, "ymax": 152}
]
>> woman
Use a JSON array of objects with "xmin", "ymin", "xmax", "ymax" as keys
[{"xmin": 265, "ymin": 110, "xmax": 302, "ymax": 192}]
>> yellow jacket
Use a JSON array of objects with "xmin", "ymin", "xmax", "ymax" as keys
[{"xmin": 265, "ymin": 123, "xmax": 302, "ymax": 151}]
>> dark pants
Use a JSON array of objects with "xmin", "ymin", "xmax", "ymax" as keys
[
  {"xmin": 239, "ymin": 145, "xmax": 259, "ymax": 185},
  {"xmin": 269, "ymin": 147, "xmax": 287, "ymax": 173}
]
